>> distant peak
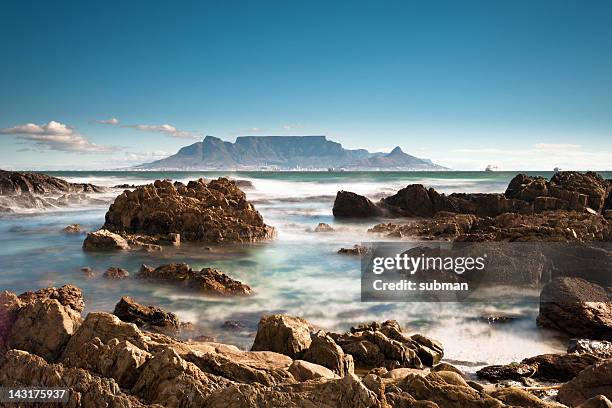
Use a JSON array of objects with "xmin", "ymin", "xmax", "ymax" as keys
[{"xmin": 388, "ymin": 146, "xmax": 404, "ymax": 155}]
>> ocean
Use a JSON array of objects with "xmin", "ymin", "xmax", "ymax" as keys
[{"xmin": 3, "ymin": 170, "xmax": 601, "ymax": 373}]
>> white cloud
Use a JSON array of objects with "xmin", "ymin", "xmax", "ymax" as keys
[
  {"xmin": 124, "ymin": 123, "xmax": 201, "ymax": 139},
  {"xmin": 95, "ymin": 117, "xmax": 119, "ymax": 125},
  {"xmin": 0, "ymin": 120, "xmax": 118, "ymax": 154}
]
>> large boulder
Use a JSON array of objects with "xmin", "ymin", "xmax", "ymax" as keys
[
  {"xmin": 251, "ymin": 314, "xmax": 313, "ymax": 358},
  {"xmin": 83, "ymin": 229, "xmax": 130, "ymax": 251},
  {"xmin": 7, "ymin": 299, "xmax": 82, "ymax": 362},
  {"xmin": 549, "ymin": 171, "xmax": 611, "ymax": 212},
  {"xmin": 302, "ymin": 331, "xmax": 354, "ymax": 376},
  {"xmin": 332, "ymin": 191, "xmax": 382, "ymax": 218},
  {"xmin": 136, "ymin": 263, "xmax": 252, "ymax": 296},
  {"xmin": 381, "ymin": 184, "xmax": 437, "ymax": 217},
  {"xmin": 113, "ymin": 296, "xmax": 180, "ymax": 330},
  {"xmin": 558, "ymin": 360, "xmax": 612, "ymax": 406},
  {"xmin": 537, "ymin": 277, "xmax": 612, "ymax": 339},
  {"xmin": 101, "ymin": 178, "xmax": 275, "ymax": 243}
]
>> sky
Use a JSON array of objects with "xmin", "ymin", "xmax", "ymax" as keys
[{"xmin": 1, "ymin": 0, "xmax": 611, "ymax": 170}]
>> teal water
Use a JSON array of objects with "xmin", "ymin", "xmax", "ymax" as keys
[{"xmin": 1, "ymin": 171, "xmax": 588, "ymax": 372}]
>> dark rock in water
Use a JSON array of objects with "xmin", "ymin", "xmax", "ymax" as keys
[
  {"xmin": 62, "ymin": 224, "xmax": 82, "ymax": 233},
  {"xmin": 113, "ymin": 296, "xmax": 179, "ymax": 330},
  {"xmin": 313, "ymin": 222, "xmax": 334, "ymax": 232},
  {"xmin": 568, "ymin": 338, "xmax": 612, "ymax": 359},
  {"xmin": 332, "ymin": 191, "xmax": 382, "ymax": 218},
  {"xmin": 83, "ymin": 229, "xmax": 130, "ymax": 251},
  {"xmin": 477, "ymin": 363, "xmax": 536, "ymax": 382},
  {"xmin": 103, "ymin": 267, "xmax": 130, "ymax": 279},
  {"xmin": 558, "ymin": 359, "xmax": 612, "ymax": 407},
  {"xmin": 537, "ymin": 277, "xmax": 612, "ymax": 340},
  {"xmin": 251, "ymin": 314, "xmax": 313, "ymax": 358},
  {"xmin": 136, "ymin": 263, "xmax": 252, "ymax": 296},
  {"xmin": 337, "ymin": 244, "xmax": 367, "ymax": 255},
  {"xmin": 101, "ymin": 178, "xmax": 275, "ymax": 243},
  {"xmin": 381, "ymin": 184, "xmax": 437, "ymax": 217},
  {"xmin": 478, "ymin": 313, "xmax": 521, "ymax": 325},
  {"xmin": 222, "ymin": 320, "xmax": 247, "ymax": 331},
  {"xmin": 0, "ymin": 170, "xmax": 104, "ymax": 196},
  {"xmin": 234, "ymin": 179, "xmax": 254, "ymax": 189}
]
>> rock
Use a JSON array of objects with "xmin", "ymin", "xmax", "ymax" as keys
[
  {"xmin": 558, "ymin": 360, "xmax": 612, "ymax": 406},
  {"xmin": 288, "ymin": 359, "xmax": 339, "ymax": 381},
  {"xmin": 384, "ymin": 367, "xmax": 428, "ymax": 379},
  {"xmin": 251, "ymin": 314, "xmax": 313, "ymax": 358},
  {"xmin": 0, "ymin": 349, "xmax": 150, "ymax": 407},
  {"xmin": 104, "ymin": 266, "xmax": 130, "ymax": 279},
  {"xmin": 490, "ymin": 388, "xmax": 563, "ymax": 408},
  {"xmin": 577, "ymin": 395, "xmax": 612, "ymax": 408},
  {"xmin": 431, "ymin": 362, "xmax": 466, "ymax": 378},
  {"xmin": 381, "ymin": 184, "xmax": 437, "ymax": 217},
  {"xmin": 314, "ymin": 222, "xmax": 334, "ymax": 232},
  {"xmin": 505, "ymin": 174, "xmax": 550, "ymax": 201},
  {"xmin": 113, "ymin": 296, "xmax": 180, "ymax": 330},
  {"xmin": 83, "ymin": 228, "xmax": 130, "ymax": 251},
  {"xmin": 0, "ymin": 291, "xmax": 22, "ymax": 354},
  {"xmin": 222, "ymin": 320, "xmax": 247, "ymax": 331},
  {"xmin": 0, "ymin": 170, "xmax": 103, "ymax": 195},
  {"xmin": 136, "ymin": 263, "xmax": 252, "ymax": 296},
  {"xmin": 537, "ymin": 277, "xmax": 612, "ymax": 339},
  {"xmin": 332, "ymin": 191, "xmax": 382, "ymax": 218},
  {"xmin": 101, "ymin": 177, "xmax": 275, "ymax": 243},
  {"xmin": 477, "ymin": 363, "xmax": 537, "ymax": 382},
  {"xmin": 302, "ymin": 331, "xmax": 354, "ymax": 376},
  {"xmin": 568, "ymin": 339, "xmax": 612, "ymax": 359},
  {"xmin": 337, "ymin": 244, "xmax": 367, "ymax": 255},
  {"xmin": 17, "ymin": 284, "xmax": 84, "ymax": 313},
  {"xmin": 8, "ymin": 299, "xmax": 82, "ymax": 362},
  {"xmin": 62, "ymin": 223, "xmax": 82, "ymax": 233}
]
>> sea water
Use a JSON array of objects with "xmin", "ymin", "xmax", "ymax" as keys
[{"xmin": 3, "ymin": 171, "xmax": 600, "ymax": 373}]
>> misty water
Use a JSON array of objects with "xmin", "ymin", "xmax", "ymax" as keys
[{"xmin": 3, "ymin": 170, "xmax": 596, "ymax": 373}]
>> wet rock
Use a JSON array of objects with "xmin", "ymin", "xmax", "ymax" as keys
[
  {"xmin": 332, "ymin": 191, "xmax": 382, "ymax": 218},
  {"xmin": 0, "ymin": 170, "xmax": 104, "ymax": 195},
  {"xmin": 337, "ymin": 244, "xmax": 367, "ymax": 255},
  {"xmin": 62, "ymin": 224, "xmax": 82, "ymax": 233},
  {"xmin": 8, "ymin": 299, "xmax": 82, "ymax": 362},
  {"xmin": 288, "ymin": 359, "xmax": 339, "ymax": 381},
  {"xmin": 302, "ymin": 331, "xmax": 354, "ymax": 376},
  {"xmin": 537, "ymin": 277, "xmax": 612, "ymax": 339},
  {"xmin": 314, "ymin": 222, "xmax": 334, "ymax": 232},
  {"xmin": 136, "ymin": 263, "xmax": 252, "ymax": 296},
  {"xmin": 251, "ymin": 314, "xmax": 313, "ymax": 358},
  {"xmin": 222, "ymin": 320, "xmax": 247, "ymax": 331},
  {"xmin": 568, "ymin": 339, "xmax": 612, "ymax": 359},
  {"xmin": 83, "ymin": 228, "xmax": 130, "ymax": 251},
  {"xmin": 102, "ymin": 177, "xmax": 275, "ymax": 243},
  {"xmin": 477, "ymin": 362, "xmax": 537, "ymax": 382},
  {"xmin": 558, "ymin": 359, "xmax": 612, "ymax": 406},
  {"xmin": 113, "ymin": 296, "xmax": 180, "ymax": 330},
  {"xmin": 104, "ymin": 266, "xmax": 130, "ymax": 279}
]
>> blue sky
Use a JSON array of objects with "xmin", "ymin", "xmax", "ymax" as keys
[{"xmin": 1, "ymin": 0, "xmax": 611, "ymax": 170}]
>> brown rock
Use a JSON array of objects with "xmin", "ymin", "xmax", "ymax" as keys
[
  {"xmin": 288, "ymin": 359, "xmax": 339, "ymax": 381},
  {"xmin": 113, "ymin": 296, "xmax": 180, "ymax": 329},
  {"xmin": 577, "ymin": 395, "xmax": 612, "ymax": 408},
  {"xmin": 568, "ymin": 339, "xmax": 612, "ymax": 359},
  {"xmin": 83, "ymin": 229, "xmax": 130, "ymax": 251},
  {"xmin": 0, "ymin": 291, "xmax": 22, "ymax": 354},
  {"xmin": 332, "ymin": 191, "xmax": 382, "ymax": 218},
  {"xmin": 62, "ymin": 223, "xmax": 82, "ymax": 233},
  {"xmin": 104, "ymin": 266, "xmax": 130, "ymax": 279},
  {"xmin": 17, "ymin": 284, "xmax": 84, "ymax": 313},
  {"xmin": 302, "ymin": 331, "xmax": 354, "ymax": 376},
  {"xmin": 558, "ymin": 360, "xmax": 612, "ymax": 406},
  {"xmin": 314, "ymin": 222, "xmax": 334, "ymax": 232},
  {"xmin": 251, "ymin": 314, "xmax": 313, "ymax": 358},
  {"xmin": 337, "ymin": 244, "xmax": 368, "ymax": 255}
]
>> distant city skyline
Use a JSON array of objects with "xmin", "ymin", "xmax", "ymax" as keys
[{"xmin": 1, "ymin": 0, "xmax": 611, "ymax": 170}]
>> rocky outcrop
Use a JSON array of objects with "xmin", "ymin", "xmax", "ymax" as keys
[
  {"xmin": 104, "ymin": 267, "xmax": 130, "ymax": 279},
  {"xmin": 337, "ymin": 244, "xmax": 368, "ymax": 255},
  {"xmin": 251, "ymin": 314, "xmax": 313, "ymax": 358},
  {"xmin": 333, "ymin": 191, "xmax": 382, "ymax": 218},
  {"xmin": 0, "ymin": 170, "xmax": 103, "ymax": 196},
  {"xmin": 17, "ymin": 284, "xmax": 84, "ymax": 313},
  {"xmin": 558, "ymin": 360, "xmax": 612, "ymax": 406},
  {"xmin": 302, "ymin": 331, "xmax": 354, "ymax": 376},
  {"xmin": 537, "ymin": 277, "xmax": 612, "ymax": 340},
  {"xmin": 100, "ymin": 178, "xmax": 275, "ymax": 244},
  {"xmin": 62, "ymin": 223, "xmax": 82, "ymax": 233},
  {"xmin": 314, "ymin": 222, "xmax": 334, "ymax": 232},
  {"xmin": 113, "ymin": 297, "xmax": 180, "ymax": 330},
  {"xmin": 568, "ymin": 339, "xmax": 612, "ymax": 359},
  {"xmin": 136, "ymin": 263, "xmax": 252, "ymax": 296},
  {"xmin": 83, "ymin": 229, "xmax": 131, "ymax": 251}
]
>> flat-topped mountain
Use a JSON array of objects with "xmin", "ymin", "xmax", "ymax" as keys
[{"xmin": 136, "ymin": 135, "xmax": 447, "ymax": 170}]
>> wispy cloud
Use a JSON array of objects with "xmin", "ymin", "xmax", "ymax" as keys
[
  {"xmin": 0, "ymin": 120, "xmax": 118, "ymax": 154},
  {"xmin": 93, "ymin": 117, "xmax": 201, "ymax": 139}
]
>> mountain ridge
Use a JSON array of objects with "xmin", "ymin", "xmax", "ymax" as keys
[{"xmin": 136, "ymin": 135, "xmax": 448, "ymax": 170}]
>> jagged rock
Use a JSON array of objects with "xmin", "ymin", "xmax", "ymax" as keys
[
  {"xmin": 17, "ymin": 284, "xmax": 84, "ymax": 313},
  {"xmin": 104, "ymin": 267, "xmax": 130, "ymax": 279},
  {"xmin": 113, "ymin": 297, "xmax": 180, "ymax": 330},
  {"xmin": 62, "ymin": 337, "xmax": 151, "ymax": 389},
  {"xmin": 0, "ymin": 170, "xmax": 103, "ymax": 195},
  {"xmin": 568, "ymin": 339, "xmax": 612, "ymax": 359},
  {"xmin": 7, "ymin": 299, "xmax": 82, "ymax": 362},
  {"xmin": 101, "ymin": 178, "xmax": 275, "ymax": 243},
  {"xmin": 288, "ymin": 360, "xmax": 339, "ymax": 381},
  {"xmin": 251, "ymin": 314, "xmax": 313, "ymax": 358},
  {"xmin": 537, "ymin": 277, "xmax": 612, "ymax": 339},
  {"xmin": 558, "ymin": 360, "xmax": 612, "ymax": 406},
  {"xmin": 136, "ymin": 263, "xmax": 252, "ymax": 296},
  {"xmin": 0, "ymin": 349, "xmax": 150, "ymax": 407},
  {"xmin": 314, "ymin": 222, "xmax": 334, "ymax": 232},
  {"xmin": 62, "ymin": 224, "xmax": 82, "ymax": 233},
  {"xmin": 332, "ymin": 191, "xmax": 382, "ymax": 218},
  {"xmin": 0, "ymin": 291, "xmax": 22, "ymax": 354},
  {"xmin": 337, "ymin": 244, "xmax": 367, "ymax": 255},
  {"xmin": 83, "ymin": 229, "xmax": 130, "ymax": 251},
  {"xmin": 302, "ymin": 331, "xmax": 354, "ymax": 376}
]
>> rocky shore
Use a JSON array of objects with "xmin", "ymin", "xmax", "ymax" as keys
[{"xmin": 1, "ymin": 282, "xmax": 611, "ymax": 407}]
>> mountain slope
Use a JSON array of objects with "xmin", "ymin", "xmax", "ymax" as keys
[{"xmin": 136, "ymin": 135, "xmax": 447, "ymax": 170}]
